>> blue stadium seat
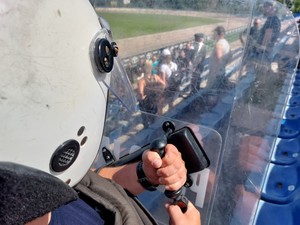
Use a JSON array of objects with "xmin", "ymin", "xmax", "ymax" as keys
[
  {"xmin": 291, "ymin": 86, "xmax": 300, "ymax": 96},
  {"xmin": 287, "ymin": 95, "xmax": 300, "ymax": 107},
  {"xmin": 293, "ymin": 78, "xmax": 300, "ymax": 87},
  {"xmin": 271, "ymin": 137, "xmax": 300, "ymax": 165},
  {"xmin": 295, "ymin": 70, "xmax": 300, "ymax": 80},
  {"xmin": 283, "ymin": 106, "xmax": 300, "ymax": 120},
  {"xmin": 261, "ymin": 163, "xmax": 299, "ymax": 204},
  {"xmin": 255, "ymin": 200, "xmax": 294, "ymax": 225},
  {"xmin": 278, "ymin": 119, "xmax": 300, "ymax": 139},
  {"xmin": 294, "ymin": 69, "xmax": 300, "ymax": 82}
]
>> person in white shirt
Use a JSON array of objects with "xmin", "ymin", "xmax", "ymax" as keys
[{"xmin": 158, "ymin": 49, "xmax": 178, "ymax": 113}]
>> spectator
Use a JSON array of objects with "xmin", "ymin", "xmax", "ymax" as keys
[
  {"xmin": 159, "ymin": 48, "xmax": 178, "ymax": 113},
  {"xmin": 184, "ymin": 41, "xmax": 195, "ymax": 64},
  {"xmin": 240, "ymin": 18, "xmax": 262, "ymax": 70},
  {"xmin": 138, "ymin": 60, "xmax": 166, "ymax": 127},
  {"xmin": 177, "ymin": 49, "xmax": 191, "ymax": 73},
  {"xmin": 240, "ymin": 18, "xmax": 262, "ymax": 48},
  {"xmin": 152, "ymin": 54, "xmax": 159, "ymax": 75},
  {"xmin": 136, "ymin": 58, "xmax": 146, "ymax": 80},
  {"xmin": 256, "ymin": 0, "xmax": 281, "ymax": 63},
  {"xmin": 159, "ymin": 49, "xmax": 178, "ymax": 85},
  {"xmin": 206, "ymin": 26, "xmax": 231, "ymax": 89},
  {"xmin": 125, "ymin": 61, "xmax": 136, "ymax": 83},
  {"xmin": 191, "ymin": 33, "xmax": 207, "ymax": 92},
  {"xmin": 176, "ymin": 49, "xmax": 192, "ymax": 97}
]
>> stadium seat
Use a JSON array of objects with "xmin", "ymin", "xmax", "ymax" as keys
[{"xmin": 271, "ymin": 137, "xmax": 300, "ymax": 165}]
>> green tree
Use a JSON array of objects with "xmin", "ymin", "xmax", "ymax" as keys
[{"xmin": 294, "ymin": 0, "xmax": 300, "ymax": 12}]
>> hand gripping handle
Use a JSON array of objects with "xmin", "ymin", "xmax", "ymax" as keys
[{"xmin": 150, "ymin": 138, "xmax": 188, "ymax": 213}]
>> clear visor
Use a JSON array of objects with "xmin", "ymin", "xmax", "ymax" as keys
[
  {"xmin": 107, "ymin": 56, "xmax": 137, "ymax": 112},
  {"xmin": 91, "ymin": 28, "xmax": 137, "ymax": 113}
]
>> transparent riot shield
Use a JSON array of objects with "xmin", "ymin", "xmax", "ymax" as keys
[
  {"xmin": 212, "ymin": 1, "xmax": 300, "ymax": 225},
  {"xmin": 92, "ymin": 0, "xmax": 300, "ymax": 224},
  {"xmin": 92, "ymin": 96, "xmax": 222, "ymax": 224}
]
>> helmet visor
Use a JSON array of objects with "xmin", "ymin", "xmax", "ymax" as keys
[
  {"xmin": 105, "ymin": 56, "xmax": 137, "ymax": 113},
  {"xmin": 91, "ymin": 29, "xmax": 137, "ymax": 113}
]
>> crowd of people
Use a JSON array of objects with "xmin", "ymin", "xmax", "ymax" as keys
[
  {"xmin": 132, "ymin": 25, "xmax": 233, "ymax": 119},
  {"xmin": 132, "ymin": 0, "xmax": 283, "ymax": 121},
  {"xmin": 135, "ymin": 35, "xmax": 206, "ymax": 121}
]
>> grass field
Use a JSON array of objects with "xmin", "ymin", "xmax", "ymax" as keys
[{"xmin": 97, "ymin": 11, "xmax": 222, "ymax": 39}]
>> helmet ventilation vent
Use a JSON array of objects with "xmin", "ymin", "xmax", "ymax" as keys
[{"xmin": 50, "ymin": 140, "xmax": 80, "ymax": 173}]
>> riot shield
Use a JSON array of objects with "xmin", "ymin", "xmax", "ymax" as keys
[
  {"xmin": 93, "ymin": 98, "xmax": 222, "ymax": 224},
  {"xmin": 92, "ymin": 0, "xmax": 300, "ymax": 224},
  {"xmin": 213, "ymin": 2, "xmax": 300, "ymax": 225}
]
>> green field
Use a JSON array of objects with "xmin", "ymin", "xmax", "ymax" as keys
[{"xmin": 96, "ymin": 11, "xmax": 221, "ymax": 39}]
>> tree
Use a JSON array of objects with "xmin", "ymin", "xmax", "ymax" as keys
[{"xmin": 294, "ymin": 0, "xmax": 300, "ymax": 12}]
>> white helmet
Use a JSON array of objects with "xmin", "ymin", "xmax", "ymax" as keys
[{"xmin": 0, "ymin": 0, "xmax": 135, "ymax": 186}]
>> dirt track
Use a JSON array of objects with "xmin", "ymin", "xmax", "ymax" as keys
[{"xmin": 96, "ymin": 8, "xmax": 249, "ymax": 58}]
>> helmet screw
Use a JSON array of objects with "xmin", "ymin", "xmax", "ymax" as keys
[{"xmin": 111, "ymin": 42, "xmax": 119, "ymax": 57}]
